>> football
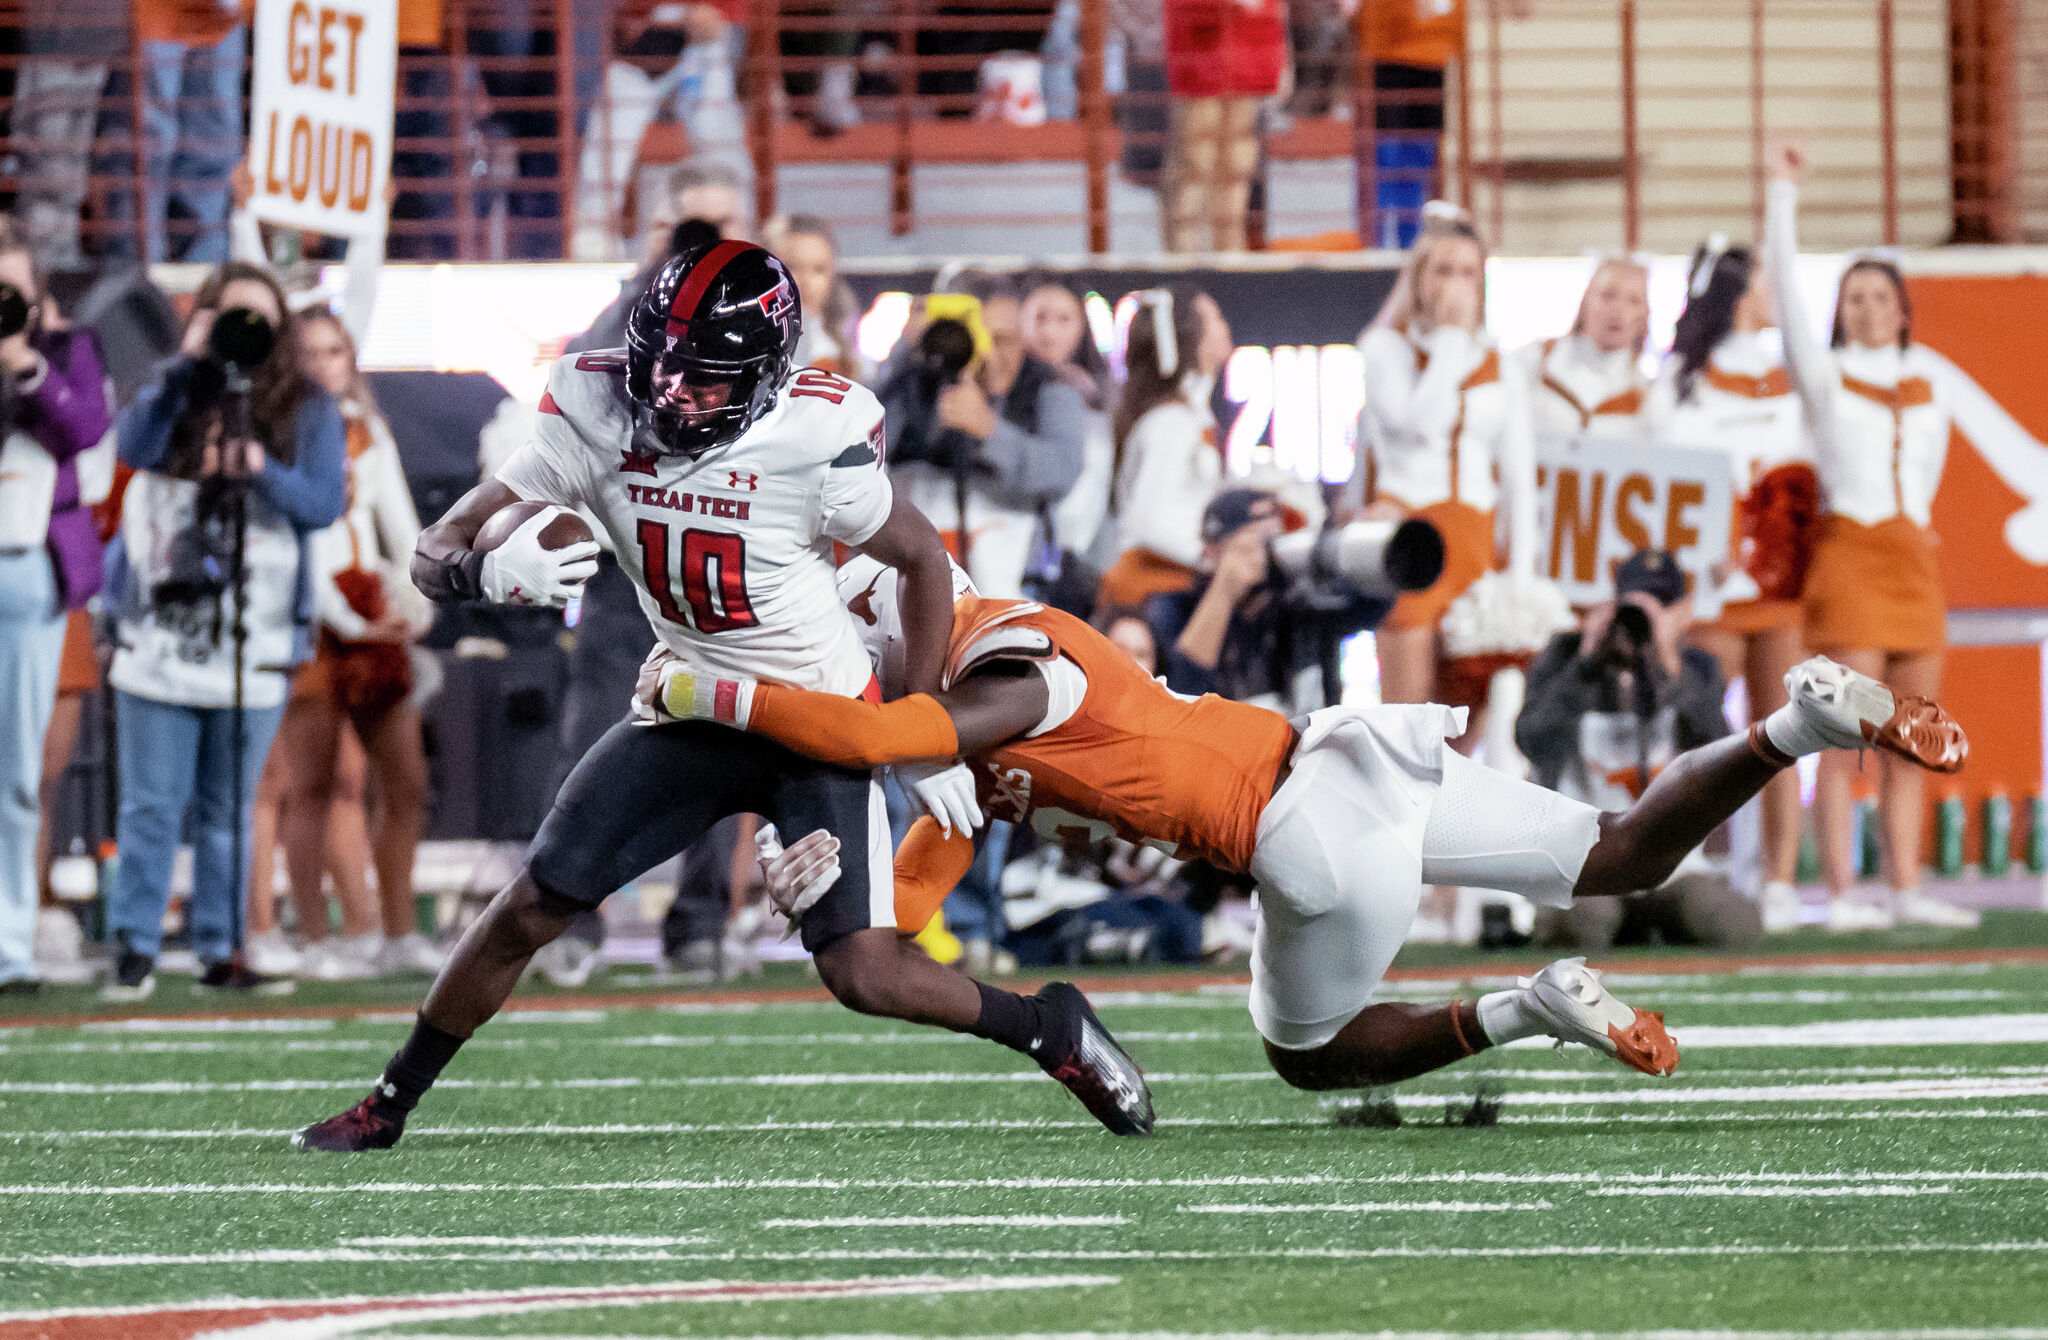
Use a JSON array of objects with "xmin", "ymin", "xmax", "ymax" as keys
[{"xmin": 471, "ymin": 500, "xmax": 594, "ymax": 554}]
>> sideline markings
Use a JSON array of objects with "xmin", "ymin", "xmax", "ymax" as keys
[
  {"xmin": 17, "ymin": 1242, "xmax": 2048, "ymax": 1269},
  {"xmin": 761, "ymin": 1216, "xmax": 1127, "ymax": 1229},
  {"xmin": 1588, "ymin": 1184, "xmax": 1952, "ymax": 1198},
  {"xmin": 6, "ymin": 1169, "xmax": 2045, "ymax": 1197},
  {"xmin": 342, "ymin": 1235, "xmax": 710, "ymax": 1247},
  {"xmin": 11, "ymin": 1071, "xmax": 2048, "ymax": 1103},
  {"xmin": 1178, "ymin": 1201, "xmax": 1552, "ymax": 1215},
  {"xmin": 18, "ymin": 1107, "xmax": 2048, "ymax": 1143}
]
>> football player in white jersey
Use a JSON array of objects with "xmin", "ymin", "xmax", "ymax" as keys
[{"xmin": 295, "ymin": 241, "xmax": 1155, "ymax": 1151}]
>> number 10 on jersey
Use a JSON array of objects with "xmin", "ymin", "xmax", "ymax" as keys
[{"xmin": 637, "ymin": 521, "xmax": 759, "ymax": 633}]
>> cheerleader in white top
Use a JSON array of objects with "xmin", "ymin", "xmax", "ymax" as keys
[
  {"xmin": 1351, "ymin": 209, "xmax": 1539, "ymax": 726},
  {"xmin": 1515, "ymin": 254, "xmax": 1652, "ymax": 449},
  {"xmin": 1651, "ymin": 237, "xmax": 1812, "ymax": 931},
  {"xmin": 1098, "ymin": 289, "xmax": 1234, "ymax": 611},
  {"xmin": 1768, "ymin": 143, "xmax": 2040, "ymax": 930},
  {"xmin": 263, "ymin": 307, "xmax": 443, "ymax": 979}
]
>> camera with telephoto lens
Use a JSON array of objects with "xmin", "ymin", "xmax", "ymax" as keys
[
  {"xmin": 206, "ymin": 306, "xmax": 276, "ymax": 368},
  {"xmin": 1596, "ymin": 601, "xmax": 1655, "ymax": 671},
  {"xmin": 885, "ymin": 316, "xmax": 981, "ymax": 470},
  {"xmin": 1269, "ymin": 518, "xmax": 1446, "ymax": 607},
  {"xmin": 0, "ymin": 282, "xmax": 32, "ymax": 341}
]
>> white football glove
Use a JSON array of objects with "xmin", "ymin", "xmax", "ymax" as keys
[
  {"xmin": 479, "ymin": 506, "xmax": 600, "ymax": 607},
  {"xmin": 754, "ymin": 823, "xmax": 841, "ymax": 937},
  {"xmin": 893, "ymin": 758, "xmax": 983, "ymax": 838}
]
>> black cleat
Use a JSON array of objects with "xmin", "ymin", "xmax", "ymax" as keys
[
  {"xmin": 293, "ymin": 1091, "xmax": 407, "ymax": 1152},
  {"xmin": 194, "ymin": 961, "xmax": 295, "ymax": 997},
  {"xmin": 1034, "ymin": 982, "xmax": 1156, "ymax": 1137}
]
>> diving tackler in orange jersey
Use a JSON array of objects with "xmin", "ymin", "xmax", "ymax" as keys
[{"xmin": 646, "ymin": 557, "xmax": 1965, "ymax": 1090}]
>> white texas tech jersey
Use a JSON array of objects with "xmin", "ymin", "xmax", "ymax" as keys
[{"xmin": 497, "ymin": 350, "xmax": 892, "ymax": 694}]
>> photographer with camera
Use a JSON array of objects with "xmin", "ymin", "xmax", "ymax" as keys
[
  {"xmin": 877, "ymin": 276, "xmax": 1087, "ymax": 598},
  {"xmin": 0, "ymin": 221, "xmax": 114, "ymax": 994},
  {"xmin": 100, "ymin": 263, "xmax": 348, "ymax": 1000},
  {"xmin": 1514, "ymin": 549, "xmax": 1761, "ymax": 952}
]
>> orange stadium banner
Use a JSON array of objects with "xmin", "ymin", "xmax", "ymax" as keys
[{"xmin": 246, "ymin": 0, "xmax": 398, "ymax": 237}]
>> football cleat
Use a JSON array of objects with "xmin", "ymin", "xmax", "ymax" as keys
[
  {"xmin": 1784, "ymin": 656, "xmax": 1967, "ymax": 773},
  {"xmin": 1034, "ymin": 982, "xmax": 1156, "ymax": 1137},
  {"xmin": 1520, "ymin": 956, "xmax": 1678, "ymax": 1077},
  {"xmin": 293, "ymin": 1090, "xmax": 407, "ymax": 1153}
]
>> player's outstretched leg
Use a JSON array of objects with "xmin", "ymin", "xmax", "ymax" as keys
[
  {"xmin": 1264, "ymin": 960, "xmax": 1676, "ymax": 1090},
  {"xmin": 294, "ymin": 872, "xmax": 574, "ymax": 1152},
  {"xmin": 813, "ymin": 928, "xmax": 1155, "ymax": 1137},
  {"xmin": 1574, "ymin": 655, "xmax": 1966, "ymax": 901}
]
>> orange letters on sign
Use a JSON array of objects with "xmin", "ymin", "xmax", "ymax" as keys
[
  {"xmin": 1613, "ymin": 472, "xmax": 1655, "ymax": 556},
  {"xmin": 1550, "ymin": 468, "xmax": 1605, "ymax": 583}
]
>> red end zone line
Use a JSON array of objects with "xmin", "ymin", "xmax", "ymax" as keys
[{"xmin": 12, "ymin": 946, "xmax": 2048, "ymax": 1032}]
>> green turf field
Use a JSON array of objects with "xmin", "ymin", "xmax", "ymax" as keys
[{"xmin": 6, "ymin": 937, "xmax": 2048, "ymax": 1337}]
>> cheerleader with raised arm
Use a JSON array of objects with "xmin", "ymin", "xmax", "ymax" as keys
[
  {"xmin": 1515, "ymin": 254, "xmax": 1652, "ymax": 448},
  {"xmin": 1650, "ymin": 237, "xmax": 1812, "ymax": 932},
  {"xmin": 1768, "ymin": 142, "xmax": 2039, "ymax": 929},
  {"xmin": 1351, "ymin": 206, "xmax": 1543, "ymax": 940}
]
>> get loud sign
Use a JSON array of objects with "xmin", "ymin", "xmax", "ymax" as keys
[{"xmin": 247, "ymin": 0, "xmax": 396, "ymax": 236}]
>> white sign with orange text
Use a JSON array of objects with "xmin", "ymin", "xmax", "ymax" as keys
[
  {"xmin": 246, "ymin": 0, "xmax": 396, "ymax": 236},
  {"xmin": 1532, "ymin": 440, "xmax": 1732, "ymax": 614}
]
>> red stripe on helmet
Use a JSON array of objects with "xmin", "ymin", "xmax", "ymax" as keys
[{"xmin": 664, "ymin": 240, "xmax": 756, "ymax": 339}]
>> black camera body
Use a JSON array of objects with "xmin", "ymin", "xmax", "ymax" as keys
[
  {"xmin": 0, "ymin": 282, "xmax": 30, "ymax": 341},
  {"xmin": 885, "ymin": 317, "xmax": 981, "ymax": 472}
]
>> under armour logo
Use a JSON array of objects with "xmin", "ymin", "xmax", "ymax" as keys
[{"xmin": 728, "ymin": 470, "xmax": 760, "ymax": 492}]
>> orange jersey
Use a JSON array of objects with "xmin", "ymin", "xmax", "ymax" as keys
[{"xmin": 947, "ymin": 596, "xmax": 1295, "ymax": 874}]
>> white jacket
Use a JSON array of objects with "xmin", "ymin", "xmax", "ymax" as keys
[
  {"xmin": 310, "ymin": 409, "xmax": 426, "ymax": 640},
  {"xmin": 1515, "ymin": 332, "xmax": 1650, "ymax": 449},
  {"xmin": 1112, "ymin": 395, "xmax": 1220, "ymax": 568},
  {"xmin": 1767, "ymin": 178, "xmax": 2048, "ymax": 537},
  {"xmin": 1648, "ymin": 329, "xmax": 1811, "ymax": 497},
  {"xmin": 1356, "ymin": 323, "xmax": 1537, "ymax": 576}
]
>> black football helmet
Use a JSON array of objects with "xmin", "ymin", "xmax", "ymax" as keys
[{"xmin": 625, "ymin": 240, "xmax": 802, "ymax": 457}]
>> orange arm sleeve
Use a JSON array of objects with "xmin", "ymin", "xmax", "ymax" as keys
[
  {"xmin": 745, "ymin": 684, "xmax": 960, "ymax": 769},
  {"xmin": 893, "ymin": 814, "xmax": 978, "ymax": 934}
]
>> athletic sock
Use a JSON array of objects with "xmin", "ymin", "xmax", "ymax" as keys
[
  {"xmin": 1759, "ymin": 701, "xmax": 1832, "ymax": 762},
  {"xmin": 1475, "ymin": 988, "xmax": 1546, "ymax": 1046},
  {"xmin": 373, "ymin": 1015, "xmax": 467, "ymax": 1114},
  {"xmin": 970, "ymin": 981, "xmax": 1051, "ymax": 1062}
]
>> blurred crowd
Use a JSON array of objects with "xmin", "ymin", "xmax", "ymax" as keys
[
  {"xmin": 0, "ymin": 0, "xmax": 1527, "ymax": 269},
  {"xmin": 0, "ymin": 47, "xmax": 2020, "ymax": 996}
]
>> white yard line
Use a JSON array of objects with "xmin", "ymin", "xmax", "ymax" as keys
[
  {"xmin": 15, "ymin": 1242, "xmax": 2048, "ymax": 1268},
  {"xmin": 341, "ymin": 1235, "xmax": 711, "ymax": 1247},
  {"xmin": 1178, "ymin": 1201, "xmax": 1553, "ymax": 1214},
  {"xmin": 76, "ymin": 1017, "xmax": 338, "ymax": 1033},
  {"xmin": 322, "ymin": 1330, "xmax": 2048, "ymax": 1340},
  {"xmin": 1587, "ymin": 1184, "xmax": 1952, "ymax": 1198},
  {"xmin": 12, "ymin": 1071, "xmax": 2048, "ymax": 1103},
  {"xmin": 760, "ymin": 1216, "xmax": 1128, "ymax": 1228},
  {"xmin": 7, "ymin": 1169, "xmax": 2047, "ymax": 1197}
]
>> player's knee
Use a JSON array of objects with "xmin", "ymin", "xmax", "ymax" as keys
[
  {"xmin": 487, "ymin": 874, "xmax": 581, "ymax": 954},
  {"xmin": 813, "ymin": 932, "xmax": 905, "ymax": 1018},
  {"xmin": 1263, "ymin": 1038, "xmax": 1365, "ymax": 1092}
]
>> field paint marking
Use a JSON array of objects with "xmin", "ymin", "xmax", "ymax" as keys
[
  {"xmin": 19, "ymin": 1242, "xmax": 2048, "ymax": 1270},
  {"xmin": 15, "ymin": 1072, "xmax": 2048, "ymax": 1105},
  {"xmin": 25, "ymin": 1106, "xmax": 2048, "ymax": 1144},
  {"xmin": 341, "ymin": 1235, "xmax": 710, "ymax": 1247},
  {"xmin": 1589, "ymin": 1183, "xmax": 1951, "ymax": 1198},
  {"xmin": 0, "ymin": 1275, "xmax": 1120, "ymax": 1338},
  {"xmin": 11, "ymin": 1169, "xmax": 2048, "ymax": 1197},
  {"xmin": 1178, "ymin": 1201, "xmax": 1553, "ymax": 1214},
  {"xmin": 77, "ymin": 1017, "xmax": 337, "ymax": 1034},
  {"xmin": 761, "ymin": 1216, "xmax": 1127, "ymax": 1229},
  {"xmin": 1738, "ymin": 961, "xmax": 1996, "ymax": 977},
  {"xmin": 299, "ymin": 1335, "xmax": 2048, "ymax": 1340},
  {"xmin": 0, "ymin": 1030, "xmax": 1237, "ymax": 1058},
  {"xmin": 1632, "ymin": 990, "xmax": 2016, "ymax": 1005}
]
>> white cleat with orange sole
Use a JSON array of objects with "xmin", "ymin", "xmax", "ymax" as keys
[
  {"xmin": 1782, "ymin": 656, "xmax": 1968, "ymax": 773},
  {"xmin": 1520, "ymin": 956, "xmax": 1679, "ymax": 1077}
]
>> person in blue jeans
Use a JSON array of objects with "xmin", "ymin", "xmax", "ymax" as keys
[{"xmin": 101, "ymin": 261, "xmax": 346, "ymax": 999}]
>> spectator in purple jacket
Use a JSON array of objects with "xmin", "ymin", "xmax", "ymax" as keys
[{"xmin": 0, "ymin": 220, "xmax": 113, "ymax": 994}]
